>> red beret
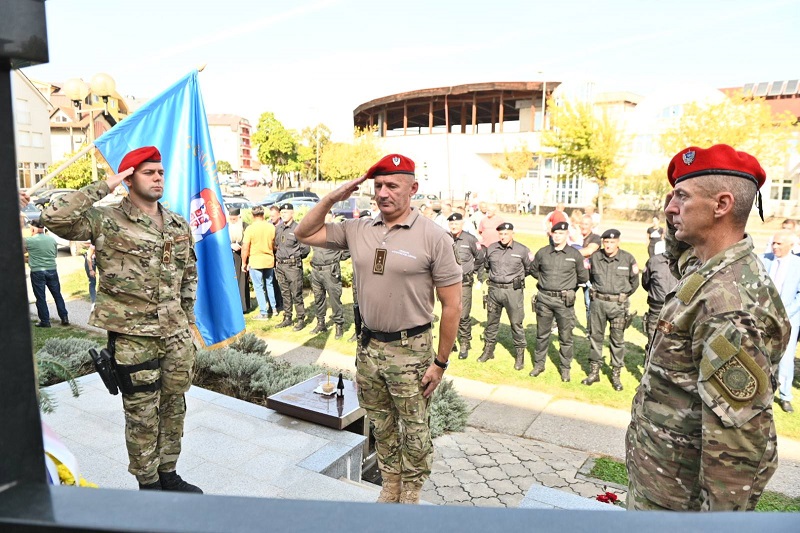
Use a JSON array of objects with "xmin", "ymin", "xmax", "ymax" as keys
[
  {"xmin": 118, "ymin": 146, "xmax": 161, "ymax": 174},
  {"xmin": 668, "ymin": 144, "xmax": 766, "ymax": 189},
  {"xmin": 365, "ymin": 154, "xmax": 415, "ymax": 180}
]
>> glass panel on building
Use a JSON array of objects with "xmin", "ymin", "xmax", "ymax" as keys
[{"xmin": 768, "ymin": 81, "xmax": 784, "ymax": 97}]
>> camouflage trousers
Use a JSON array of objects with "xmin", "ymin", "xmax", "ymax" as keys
[
  {"xmin": 356, "ymin": 330, "xmax": 434, "ymax": 486},
  {"xmin": 114, "ymin": 330, "xmax": 196, "ymax": 484}
]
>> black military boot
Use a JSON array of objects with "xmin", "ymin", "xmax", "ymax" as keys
[
  {"xmin": 139, "ymin": 481, "xmax": 162, "ymax": 491},
  {"xmin": 581, "ymin": 361, "xmax": 602, "ymax": 386},
  {"xmin": 310, "ymin": 319, "xmax": 327, "ymax": 334},
  {"xmin": 529, "ymin": 362, "xmax": 545, "ymax": 377},
  {"xmin": 293, "ymin": 316, "xmax": 307, "ymax": 331},
  {"xmin": 334, "ymin": 324, "xmax": 344, "ymax": 339},
  {"xmin": 452, "ymin": 343, "xmax": 458, "ymax": 353},
  {"xmin": 477, "ymin": 344, "xmax": 495, "ymax": 362},
  {"xmin": 276, "ymin": 314, "xmax": 293, "ymax": 328},
  {"xmin": 611, "ymin": 367, "xmax": 624, "ymax": 391},
  {"xmin": 560, "ymin": 367, "xmax": 571, "ymax": 382},
  {"xmin": 514, "ymin": 348, "xmax": 525, "ymax": 371},
  {"xmin": 458, "ymin": 342, "xmax": 469, "ymax": 360},
  {"xmin": 158, "ymin": 471, "xmax": 203, "ymax": 494}
]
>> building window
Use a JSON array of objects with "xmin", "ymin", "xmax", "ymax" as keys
[
  {"xmin": 33, "ymin": 162, "xmax": 46, "ymax": 183},
  {"xmin": 55, "ymin": 115, "xmax": 69, "ymax": 123},
  {"xmin": 770, "ymin": 179, "xmax": 793, "ymax": 201},
  {"xmin": 16, "ymin": 98, "xmax": 31, "ymax": 124},
  {"xmin": 32, "ymin": 132, "xmax": 44, "ymax": 148},
  {"xmin": 18, "ymin": 130, "xmax": 31, "ymax": 146},
  {"xmin": 18, "ymin": 162, "xmax": 31, "ymax": 188}
]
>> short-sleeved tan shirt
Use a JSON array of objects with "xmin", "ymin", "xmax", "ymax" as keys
[
  {"xmin": 243, "ymin": 219, "xmax": 276, "ymax": 269},
  {"xmin": 325, "ymin": 208, "xmax": 461, "ymax": 332}
]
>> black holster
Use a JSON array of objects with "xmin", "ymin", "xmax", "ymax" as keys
[
  {"xmin": 95, "ymin": 332, "xmax": 162, "ymax": 396},
  {"xmin": 512, "ymin": 277, "xmax": 524, "ymax": 290},
  {"xmin": 562, "ymin": 289, "xmax": 576, "ymax": 307},
  {"xmin": 354, "ymin": 304, "xmax": 362, "ymax": 339}
]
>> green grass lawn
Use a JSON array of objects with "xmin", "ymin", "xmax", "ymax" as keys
[
  {"xmin": 588, "ymin": 456, "xmax": 800, "ymax": 512},
  {"xmin": 247, "ymin": 230, "xmax": 800, "ymax": 440}
]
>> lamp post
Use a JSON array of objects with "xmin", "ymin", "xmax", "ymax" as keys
[
  {"xmin": 536, "ymin": 73, "xmax": 547, "ymax": 216},
  {"xmin": 63, "ymin": 73, "xmax": 116, "ymax": 182}
]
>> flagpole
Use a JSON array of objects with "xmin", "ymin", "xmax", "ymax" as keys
[{"xmin": 26, "ymin": 143, "xmax": 96, "ymax": 195}]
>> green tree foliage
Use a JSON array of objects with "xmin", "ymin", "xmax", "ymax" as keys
[
  {"xmin": 660, "ymin": 92, "xmax": 798, "ymax": 168},
  {"xmin": 638, "ymin": 167, "xmax": 671, "ymax": 213},
  {"xmin": 491, "ymin": 143, "xmax": 533, "ymax": 199},
  {"xmin": 47, "ymin": 149, "xmax": 106, "ymax": 189},
  {"xmin": 299, "ymin": 123, "xmax": 332, "ymax": 180},
  {"xmin": 543, "ymin": 100, "xmax": 626, "ymax": 216},
  {"xmin": 251, "ymin": 112, "xmax": 300, "ymax": 187},
  {"xmin": 319, "ymin": 127, "xmax": 382, "ymax": 181},
  {"xmin": 216, "ymin": 160, "xmax": 233, "ymax": 175}
]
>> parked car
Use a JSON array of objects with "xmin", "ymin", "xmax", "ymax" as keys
[
  {"xmin": 20, "ymin": 203, "xmax": 41, "ymax": 224},
  {"xmin": 241, "ymin": 172, "xmax": 268, "ymax": 187},
  {"xmin": 223, "ymin": 183, "xmax": 245, "ymax": 197},
  {"xmin": 223, "ymin": 197, "xmax": 253, "ymax": 211},
  {"xmin": 259, "ymin": 190, "xmax": 320, "ymax": 207},
  {"xmin": 411, "ymin": 193, "xmax": 442, "ymax": 212},
  {"xmin": 332, "ymin": 196, "xmax": 373, "ymax": 219}
]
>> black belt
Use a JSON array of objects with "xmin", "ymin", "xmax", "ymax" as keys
[
  {"xmin": 488, "ymin": 280, "xmax": 514, "ymax": 289},
  {"xmin": 312, "ymin": 261, "xmax": 338, "ymax": 269},
  {"xmin": 594, "ymin": 292, "xmax": 626, "ymax": 302},
  {"xmin": 362, "ymin": 323, "xmax": 431, "ymax": 343},
  {"xmin": 277, "ymin": 258, "xmax": 300, "ymax": 265},
  {"xmin": 538, "ymin": 289, "xmax": 564, "ymax": 298}
]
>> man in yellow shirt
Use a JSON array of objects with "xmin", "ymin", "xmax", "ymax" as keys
[{"xmin": 241, "ymin": 206, "xmax": 278, "ymax": 319}]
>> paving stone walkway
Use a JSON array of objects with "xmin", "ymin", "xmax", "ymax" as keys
[{"xmin": 423, "ymin": 428, "xmax": 616, "ymax": 507}]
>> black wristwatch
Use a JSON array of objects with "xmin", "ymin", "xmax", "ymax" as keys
[{"xmin": 433, "ymin": 357, "xmax": 449, "ymax": 370}]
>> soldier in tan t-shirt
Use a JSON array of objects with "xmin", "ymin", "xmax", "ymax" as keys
[{"xmin": 295, "ymin": 153, "xmax": 461, "ymax": 505}]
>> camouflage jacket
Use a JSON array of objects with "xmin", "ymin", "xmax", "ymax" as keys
[
  {"xmin": 626, "ymin": 226, "xmax": 790, "ymax": 511},
  {"xmin": 41, "ymin": 181, "xmax": 197, "ymax": 337}
]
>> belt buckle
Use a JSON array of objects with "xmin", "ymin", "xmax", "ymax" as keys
[{"xmin": 400, "ymin": 330, "xmax": 408, "ymax": 347}]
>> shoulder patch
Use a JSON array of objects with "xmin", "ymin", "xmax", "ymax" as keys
[{"xmin": 676, "ymin": 272, "xmax": 704, "ymax": 304}]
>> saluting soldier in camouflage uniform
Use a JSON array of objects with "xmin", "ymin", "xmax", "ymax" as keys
[
  {"xmin": 530, "ymin": 221, "xmax": 589, "ymax": 381},
  {"xmin": 295, "ymin": 154, "xmax": 462, "ymax": 505},
  {"xmin": 309, "ymin": 211, "xmax": 350, "ymax": 339},
  {"xmin": 41, "ymin": 147, "xmax": 202, "ymax": 493},
  {"xmin": 275, "ymin": 203, "xmax": 310, "ymax": 331},
  {"xmin": 582, "ymin": 229, "xmax": 639, "ymax": 391},
  {"xmin": 478, "ymin": 222, "xmax": 533, "ymax": 370},
  {"xmin": 448, "ymin": 212, "xmax": 485, "ymax": 360},
  {"xmin": 626, "ymin": 144, "xmax": 790, "ymax": 511}
]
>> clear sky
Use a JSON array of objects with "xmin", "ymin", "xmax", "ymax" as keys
[{"xmin": 23, "ymin": 0, "xmax": 800, "ymax": 140}]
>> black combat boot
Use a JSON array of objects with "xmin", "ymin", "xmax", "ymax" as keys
[
  {"xmin": 611, "ymin": 367, "xmax": 623, "ymax": 391},
  {"xmin": 334, "ymin": 324, "xmax": 344, "ymax": 339},
  {"xmin": 477, "ymin": 344, "xmax": 495, "ymax": 362},
  {"xmin": 158, "ymin": 471, "xmax": 203, "ymax": 494},
  {"xmin": 139, "ymin": 481, "xmax": 162, "ymax": 491},
  {"xmin": 276, "ymin": 314, "xmax": 293, "ymax": 328},
  {"xmin": 514, "ymin": 348, "xmax": 525, "ymax": 371},
  {"xmin": 458, "ymin": 342, "xmax": 469, "ymax": 360},
  {"xmin": 581, "ymin": 361, "xmax": 602, "ymax": 386},
  {"xmin": 310, "ymin": 319, "xmax": 327, "ymax": 334},
  {"xmin": 293, "ymin": 316, "xmax": 307, "ymax": 331},
  {"xmin": 452, "ymin": 343, "xmax": 458, "ymax": 353},
  {"xmin": 529, "ymin": 362, "xmax": 545, "ymax": 377},
  {"xmin": 560, "ymin": 367, "xmax": 571, "ymax": 382}
]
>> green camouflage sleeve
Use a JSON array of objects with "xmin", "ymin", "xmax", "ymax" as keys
[
  {"xmin": 40, "ymin": 181, "xmax": 111, "ymax": 241},
  {"xmin": 181, "ymin": 227, "xmax": 198, "ymax": 324},
  {"xmin": 693, "ymin": 313, "xmax": 779, "ymax": 510}
]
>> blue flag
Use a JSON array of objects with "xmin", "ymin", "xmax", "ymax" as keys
[{"xmin": 94, "ymin": 70, "xmax": 245, "ymax": 348}]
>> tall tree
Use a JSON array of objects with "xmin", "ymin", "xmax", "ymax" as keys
[
  {"xmin": 251, "ymin": 112, "xmax": 299, "ymax": 189},
  {"xmin": 299, "ymin": 123, "xmax": 332, "ymax": 181},
  {"xmin": 543, "ymin": 99, "xmax": 626, "ymax": 216},
  {"xmin": 660, "ymin": 92, "xmax": 798, "ymax": 168},
  {"xmin": 216, "ymin": 160, "xmax": 233, "ymax": 175},
  {"xmin": 48, "ymin": 149, "xmax": 106, "ymax": 189},
  {"xmin": 319, "ymin": 127, "xmax": 382, "ymax": 182},
  {"xmin": 491, "ymin": 143, "xmax": 533, "ymax": 200}
]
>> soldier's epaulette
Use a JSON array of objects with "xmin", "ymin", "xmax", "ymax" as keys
[{"xmin": 676, "ymin": 272, "xmax": 705, "ymax": 304}]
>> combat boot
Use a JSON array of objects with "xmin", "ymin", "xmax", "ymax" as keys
[
  {"xmin": 458, "ymin": 342, "xmax": 469, "ymax": 360},
  {"xmin": 581, "ymin": 361, "xmax": 602, "ymax": 386},
  {"xmin": 477, "ymin": 344, "xmax": 495, "ymax": 363},
  {"xmin": 276, "ymin": 314, "xmax": 293, "ymax": 328},
  {"xmin": 138, "ymin": 481, "xmax": 161, "ymax": 491},
  {"xmin": 376, "ymin": 472, "xmax": 401, "ymax": 503},
  {"xmin": 611, "ymin": 367, "xmax": 624, "ymax": 391},
  {"xmin": 292, "ymin": 316, "xmax": 307, "ymax": 331},
  {"xmin": 310, "ymin": 319, "xmax": 327, "ymax": 334},
  {"xmin": 514, "ymin": 348, "xmax": 525, "ymax": 371},
  {"xmin": 529, "ymin": 362, "xmax": 545, "ymax": 377},
  {"xmin": 334, "ymin": 324, "xmax": 344, "ymax": 339},
  {"xmin": 560, "ymin": 367, "xmax": 571, "ymax": 382},
  {"xmin": 158, "ymin": 471, "xmax": 203, "ymax": 494},
  {"xmin": 399, "ymin": 482, "xmax": 423, "ymax": 504}
]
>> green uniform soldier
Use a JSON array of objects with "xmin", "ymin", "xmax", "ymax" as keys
[
  {"xmin": 530, "ymin": 221, "xmax": 589, "ymax": 381},
  {"xmin": 478, "ymin": 222, "xmax": 533, "ymax": 370},
  {"xmin": 582, "ymin": 229, "xmax": 639, "ymax": 390},
  {"xmin": 275, "ymin": 203, "xmax": 310, "ymax": 330},
  {"xmin": 309, "ymin": 212, "xmax": 350, "ymax": 338},
  {"xmin": 41, "ymin": 146, "xmax": 202, "ymax": 493},
  {"xmin": 295, "ymin": 153, "xmax": 461, "ymax": 505},
  {"xmin": 448, "ymin": 212, "xmax": 485, "ymax": 360},
  {"xmin": 626, "ymin": 144, "xmax": 790, "ymax": 511}
]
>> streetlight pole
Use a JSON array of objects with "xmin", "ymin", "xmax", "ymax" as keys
[{"xmin": 536, "ymin": 75, "xmax": 547, "ymax": 216}]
